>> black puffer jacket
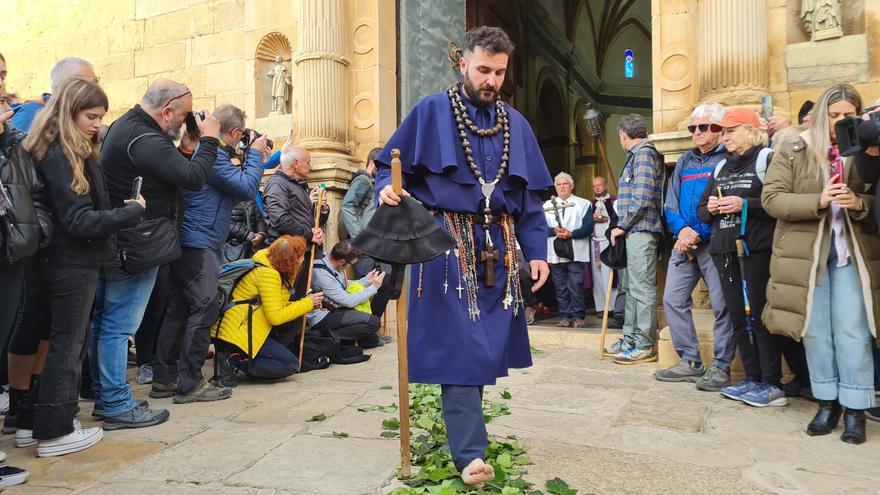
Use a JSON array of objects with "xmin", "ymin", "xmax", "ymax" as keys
[
  {"xmin": 0, "ymin": 126, "xmax": 52, "ymax": 265},
  {"xmin": 38, "ymin": 144, "xmax": 144, "ymax": 268},
  {"xmin": 227, "ymin": 199, "xmax": 267, "ymax": 245},
  {"xmin": 263, "ymin": 169, "xmax": 328, "ymax": 247}
]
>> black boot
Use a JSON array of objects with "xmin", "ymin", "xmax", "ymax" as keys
[
  {"xmin": 841, "ymin": 408, "xmax": 867, "ymax": 445},
  {"xmin": 807, "ymin": 400, "xmax": 842, "ymax": 436},
  {"xmin": 211, "ymin": 351, "xmax": 239, "ymax": 388}
]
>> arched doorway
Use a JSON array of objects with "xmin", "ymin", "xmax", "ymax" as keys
[{"xmin": 535, "ymin": 76, "xmax": 568, "ymax": 182}]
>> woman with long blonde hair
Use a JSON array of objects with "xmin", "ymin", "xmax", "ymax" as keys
[
  {"xmin": 763, "ymin": 83, "xmax": 880, "ymax": 444},
  {"xmin": 14, "ymin": 77, "xmax": 151, "ymax": 457}
]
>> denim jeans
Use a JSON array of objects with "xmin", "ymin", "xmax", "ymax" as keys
[
  {"xmin": 18, "ymin": 266, "xmax": 98, "ymax": 439},
  {"xmin": 550, "ymin": 262, "xmax": 586, "ymax": 320},
  {"xmin": 90, "ymin": 265, "xmax": 159, "ymax": 417},
  {"xmin": 232, "ymin": 337, "xmax": 298, "ymax": 380},
  {"xmin": 804, "ymin": 250, "xmax": 877, "ymax": 410},
  {"xmin": 663, "ymin": 245, "xmax": 735, "ymax": 371},
  {"xmin": 622, "ymin": 232, "xmax": 659, "ymax": 349}
]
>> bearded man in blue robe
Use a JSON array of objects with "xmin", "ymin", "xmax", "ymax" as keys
[{"xmin": 374, "ymin": 26, "xmax": 551, "ymax": 485}]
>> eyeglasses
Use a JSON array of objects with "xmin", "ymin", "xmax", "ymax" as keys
[
  {"xmin": 688, "ymin": 123, "xmax": 722, "ymax": 134},
  {"xmin": 161, "ymin": 90, "xmax": 192, "ymax": 110}
]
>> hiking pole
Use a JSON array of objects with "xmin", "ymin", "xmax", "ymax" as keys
[
  {"xmin": 597, "ymin": 268, "xmax": 615, "ymax": 359},
  {"xmin": 735, "ymin": 238, "xmax": 755, "ymax": 346},
  {"xmin": 298, "ymin": 184, "xmax": 327, "ymax": 367}
]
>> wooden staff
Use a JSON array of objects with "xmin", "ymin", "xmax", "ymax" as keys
[
  {"xmin": 298, "ymin": 184, "xmax": 326, "ymax": 367},
  {"xmin": 389, "ymin": 149, "xmax": 412, "ymax": 477},
  {"xmin": 597, "ymin": 269, "xmax": 615, "ymax": 359}
]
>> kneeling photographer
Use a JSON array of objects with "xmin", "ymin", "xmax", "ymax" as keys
[
  {"xmin": 152, "ymin": 104, "xmax": 267, "ymax": 404},
  {"xmin": 307, "ymin": 240, "xmax": 384, "ymax": 360}
]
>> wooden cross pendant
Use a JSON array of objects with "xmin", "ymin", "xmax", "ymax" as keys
[{"xmin": 480, "ymin": 243, "xmax": 500, "ymax": 288}]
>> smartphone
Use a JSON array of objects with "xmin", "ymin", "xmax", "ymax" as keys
[
  {"xmin": 131, "ymin": 176, "xmax": 143, "ymax": 200},
  {"xmin": 761, "ymin": 95, "xmax": 773, "ymax": 121}
]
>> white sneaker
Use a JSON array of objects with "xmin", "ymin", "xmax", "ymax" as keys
[
  {"xmin": 15, "ymin": 419, "xmax": 81, "ymax": 448},
  {"xmin": 37, "ymin": 427, "xmax": 103, "ymax": 457},
  {"xmin": 0, "ymin": 392, "xmax": 8, "ymax": 414}
]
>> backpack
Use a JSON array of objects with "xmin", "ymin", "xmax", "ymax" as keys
[{"xmin": 713, "ymin": 148, "xmax": 774, "ymax": 182}]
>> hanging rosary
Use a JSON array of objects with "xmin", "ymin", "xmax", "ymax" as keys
[{"xmin": 446, "ymin": 81, "xmax": 511, "ymax": 288}]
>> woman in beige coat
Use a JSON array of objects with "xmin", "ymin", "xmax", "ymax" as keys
[{"xmin": 762, "ymin": 83, "xmax": 880, "ymax": 445}]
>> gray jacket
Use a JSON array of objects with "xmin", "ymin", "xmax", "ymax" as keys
[
  {"xmin": 306, "ymin": 255, "xmax": 377, "ymax": 326},
  {"xmin": 339, "ymin": 170, "xmax": 375, "ymax": 238},
  {"xmin": 262, "ymin": 169, "xmax": 328, "ymax": 245}
]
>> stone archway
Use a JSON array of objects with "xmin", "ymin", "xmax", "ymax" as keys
[
  {"xmin": 255, "ymin": 32, "xmax": 293, "ymax": 117},
  {"xmin": 535, "ymin": 73, "xmax": 568, "ymax": 182}
]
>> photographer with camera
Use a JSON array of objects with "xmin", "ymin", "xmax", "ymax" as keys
[
  {"xmin": 307, "ymin": 240, "xmax": 384, "ymax": 353},
  {"xmin": 152, "ymin": 104, "xmax": 265, "ymax": 405},
  {"xmin": 763, "ymin": 83, "xmax": 880, "ymax": 444},
  {"xmin": 94, "ymin": 79, "xmax": 221, "ymax": 429}
]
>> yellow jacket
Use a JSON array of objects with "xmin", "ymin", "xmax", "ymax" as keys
[{"xmin": 213, "ymin": 249, "xmax": 314, "ymax": 355}]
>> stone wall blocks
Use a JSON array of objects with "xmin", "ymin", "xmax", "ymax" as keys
[
  {"xmin": 213, "ymin": 0, "xmax": 245, "ymax": 32},
  {"xmin": 192, "ymin": 31, "xmax": 245, "ymax": 65},
  {"xmin": 143, "ymin": 4, "xmax": 213, "ymax": 45},
  {"xmin": 204, "ymin": 60, "xmax": 247, "ymax": 94},
  {"xmin": 102, "ymin": 77, "xmax": 150, "ymax": 111},
  {"xmin": 134, "ymin": 41, "xmax": 187, "ymax": 76}
]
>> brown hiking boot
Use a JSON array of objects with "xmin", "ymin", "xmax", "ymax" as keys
[
  {"xmin": 173, "ymin": 380, "xmax": 232, "ymax": 404},
  {"xmin": 524, "ymin": 307, "xmax": 536, "ymax": 325}
]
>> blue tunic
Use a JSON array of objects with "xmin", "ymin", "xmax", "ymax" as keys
[{"xmin": 374, "ymin": 89, "xmax": 552, "ymax": 386}]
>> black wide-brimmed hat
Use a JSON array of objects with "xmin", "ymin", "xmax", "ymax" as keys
[
  {"xmin": 352, "ymin": 196, "xmax": 454, "ymax": 265},
  {"xmin": 600, "ymin": 227, "xmax": 627, "ymax": 269}
]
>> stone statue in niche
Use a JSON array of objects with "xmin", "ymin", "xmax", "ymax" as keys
[
  {"xmin": 266, "ymin": 55, "xmax": 292, "ymax": 114},
  {"xmin": 801, "ymin": 0, "xmax": 844, "ymax": 41}
]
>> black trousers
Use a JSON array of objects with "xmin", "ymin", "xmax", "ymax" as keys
[
  {"xmin": 713, "ymin": 251, "xmax": 784, "ymax": 387},
  {"xmin": 153, "ymin": 248, "xmax": 220, "ymax": 395},
  {"xmin": 9, "ymin": 259, "xmax": 51, "ymax": 355},
  {"xmin": 136, "ymin": 263, "xmax": 170, "ymax": 366},
  {"xmin": 18, "ymin": 266, "xmax": 98, "ymax": 439},
  {"xmin": 312, "ymin": 309, "xmax": 380, "ymax": 346},
  {"xmin": 0, "ymin": 261, "xmax": 24, "ymax": 350}
]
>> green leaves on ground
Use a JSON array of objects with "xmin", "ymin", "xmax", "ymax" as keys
[
  {"xmin": 381, "ymin": 384, "xmax": 394, "ymax": 390},
  {"xmin": 545, "ymin": 477, "xmax": 578, "ymax": 495},
  {"xmin": 384, "ymin": 384, "xmax": 546, "ymax": 495},
  {"xmin": 331, "ymin": 431, "xmax": 349, "ymax": 438},
  {"xmin": 307, "ymin": 413, "xmax": 327, "ymax": 422}
]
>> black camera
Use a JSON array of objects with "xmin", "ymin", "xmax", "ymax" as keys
[
  {"xmin": 239, "ymin": 129, "xmax": 274, "ymax": 151},
  {"xmin": 184, "ymin": 111, "xmax": 205, "ymax": 136},
  {"xmin": 835, "ymin": 106, "xmax": 880, "ymax": 157}
]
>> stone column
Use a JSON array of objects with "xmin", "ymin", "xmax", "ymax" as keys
[
  {"xmin": 296, "ymin": 0, "xmax": 352, "ymax": 154},
  {"xmin": 698, "ymin": 0, "xmax": 769, "ymax": 105},
  {"xmin": 294, "ymin": 0, "xmax": 359, "ymax": 248}
]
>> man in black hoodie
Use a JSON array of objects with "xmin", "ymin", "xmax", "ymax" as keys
[{"xmin": 92, "ymin": 80, "xmax": 222, "ymax": 428}]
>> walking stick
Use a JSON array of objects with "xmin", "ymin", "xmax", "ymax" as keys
[
  {"xmin": 298, "ymin": 184, "xmax": 327, "ymax": 367},
  {"xmin": 387, "ymin": 149, "xmax": 412, "ymax": 477},
  {"xmin": 597, "ymin": 268, "xmax": 615, "ymax": 359}
]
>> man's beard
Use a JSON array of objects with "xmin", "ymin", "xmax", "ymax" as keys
[
  {"xmin": 164, "ymin": 122, "xmax": 182, "ymax": 141},
  {"xmin": 462, "ymin": 70, "xmax": 498, "ymax": 107}
]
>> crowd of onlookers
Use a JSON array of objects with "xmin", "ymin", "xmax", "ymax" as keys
[
  {"xmin": 542, "ymin": 87, "xmax": 880, "ymax": 446},
  {"xmin": 0, "ymin": 55, "xmax": 392, "ymax": 486},
  {"xmin": 2, "ymin": 50, "xmax": 880, "ymax": 488}
]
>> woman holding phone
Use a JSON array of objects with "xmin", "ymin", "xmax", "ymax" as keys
[
  {"xmin": 14, "ymin": 77, "xmax": 151, "ymax": 457},
  {"xmin": 763, "ymin": 83, "xmax": 880, "ymax": 444}
]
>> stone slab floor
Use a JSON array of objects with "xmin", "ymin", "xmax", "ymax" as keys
[{"xmin": 3, "ymin": 324, "xmax": 879, "ymax": 494}]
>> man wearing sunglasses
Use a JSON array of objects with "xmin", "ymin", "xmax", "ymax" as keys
[{"xmin": 654, "ymin": 103, "xmax": 734, "ymax": 392}]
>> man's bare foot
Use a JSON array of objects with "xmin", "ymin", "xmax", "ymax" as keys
[{"xmin": 461, "ymin": 458, "xmax": 494, "ymax": 485}]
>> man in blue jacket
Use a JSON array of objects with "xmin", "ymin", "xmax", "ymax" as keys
[
  {"xmin": 654, "ymin": 103, "xmax": 734, "ymax": 391},
  {"xmin": 152, "ymin": 104, "xmax": 265, "ymax": 404}
]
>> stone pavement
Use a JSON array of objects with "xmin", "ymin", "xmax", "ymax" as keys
[{"xmin": 3, "ymin": 321, "xmax": 879, "ymax": 494}]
